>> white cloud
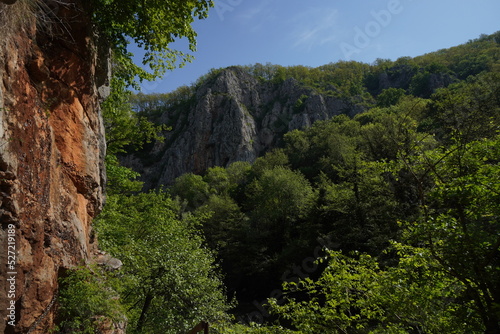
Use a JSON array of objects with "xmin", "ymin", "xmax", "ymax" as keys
[
  {"xmin": 236, "ymin": 1, "xmax": 271, "ymax": 21},
  {"xmin": 233, "ymin": 0, "xmax": 277, "ymax": 32},
  {"xmin": 290, "ymin": 8, "xmax": 339, "ymax": 51}
]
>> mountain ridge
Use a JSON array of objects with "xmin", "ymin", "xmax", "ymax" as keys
[
  {"xmin": 123, "ymin": 66, "xmax": 366, "ymax": 188},
  {"xmin": 122, "ymin": 31, "xmax": 500, "ymax": 189}
]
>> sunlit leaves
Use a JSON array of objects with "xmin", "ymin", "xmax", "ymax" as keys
[
  {"xmin": 92, "ymin": 0, "xmax": 213, "ymax": 87},
  {"xmin": 402, "ymin": 137, "xmax": 500, "ymax": 332},
  {"xmin": 268, "ymin": 248, "xmax": 480, "ymax": 333}
]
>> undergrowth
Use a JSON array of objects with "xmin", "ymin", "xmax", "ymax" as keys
[{"xmin": 55, "ymin": 265, "xmax": 125, "ymax": 334}]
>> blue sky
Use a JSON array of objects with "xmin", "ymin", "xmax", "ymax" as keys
[{"xmin": 135, "ymin": 0, "xmax": 500, "ymax": 94}]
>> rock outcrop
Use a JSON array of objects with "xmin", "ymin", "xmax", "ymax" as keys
[
  {"xmin": 0, "ymin": 1, "xmax": 108, "ymax": 333},
  {"xmin": 123, "ymin": 67, "xmax": 364, "ymax": 188},
  {"xmin": 370, "ymin": 64, "xmax": 455, "ymax": 96}
]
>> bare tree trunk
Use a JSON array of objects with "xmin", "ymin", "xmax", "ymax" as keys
[{"xmin": 136, "ymin": 293, "xmax": 154, "ymax": 333}]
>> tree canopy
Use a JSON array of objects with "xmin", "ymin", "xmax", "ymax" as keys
[
  {"xmin": 95, "ymin": 191, "xmax": 233, "ymax": 333},
  {"xmin": 92, "ymin": 0, "xmax": 213, "ymax": 86}
]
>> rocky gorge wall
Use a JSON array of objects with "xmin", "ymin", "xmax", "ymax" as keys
[
  {"xmin": 123, "ymin": 67, "xmax": 365, "ymax": 188},
  {"xmin": 0, "ymin": 1, "xmax": 108, "ymax": 333}
]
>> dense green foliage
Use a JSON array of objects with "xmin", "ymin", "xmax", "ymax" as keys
[
  {"xmin": 59, "ymin": 31, "xmax": 500, "ymax": 333},
  {"xmin": 259, "ymin": 137, "xmax": 500, "ymax": 334},
  {"xmin": 57, "ymin": 266, "xmax": 125, "ymax": 333},
  {"xmin": 95, "ymin": 191, "xmax": 233, "ymax": 333},
  {"xmin": 58, "ymin": 191, "xmax": 233, "ymax": 334},
  {"xmin": 267, "ymin": 248, "xmax": 476, "ymax": 333}
]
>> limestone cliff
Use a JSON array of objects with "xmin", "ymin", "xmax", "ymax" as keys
[
  {"xmin": 123, "ymin": 67, "xmax": 365, "ymax": 188},
  {"xmin": 0, "ymin": 1, "xmax": 108, "ymax": 333}
]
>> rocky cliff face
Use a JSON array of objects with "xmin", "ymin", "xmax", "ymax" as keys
[
  {"xmin": 369, "ymin": 64, "xmax": 455, "ymax": 96},
  {"xmin": 123, "ymin": 67, "xmax": 365, "ymax": 188},
  {"xmin": 0, "ymin": 1, "xmax": 108, "ymax": 333}
]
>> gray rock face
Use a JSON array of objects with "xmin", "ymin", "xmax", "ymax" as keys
[
  {"xmin": 374, "ymin": 64, "xmax": 455, "ymax": 95},
  {"xmin": 376, "ymin": 65, "xmax": 417, "ymax": 92},
  {"xmin": 96, "ymin": 253, "xmax": 123, "ymax": 271},
  {"xmin": 123, "ymin": 67, "xmax": 364, "ymax": 188}
]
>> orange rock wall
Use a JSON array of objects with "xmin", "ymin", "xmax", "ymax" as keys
[{"xmin": 0, "ymin": 1, "xmax": 108, "ymax": 332}]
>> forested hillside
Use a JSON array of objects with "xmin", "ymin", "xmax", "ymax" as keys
[
  {"xmin": 71, "ymin": 32, "xmax": 500, "ymax": 333},
  {"xmin": 120, "ymin": 32, "xmax": 500, "ymax": 190}
]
